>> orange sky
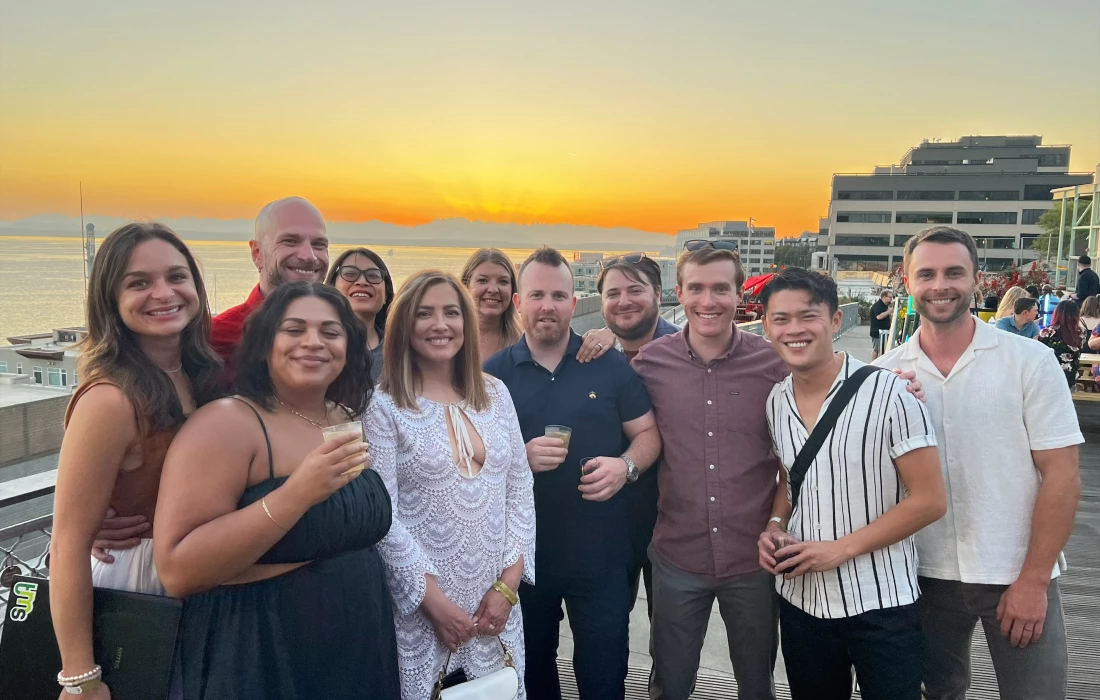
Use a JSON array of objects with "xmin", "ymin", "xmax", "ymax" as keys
[{"xmin": 2, "ymin": 2, "xmax": 1098, "ymax": 238}]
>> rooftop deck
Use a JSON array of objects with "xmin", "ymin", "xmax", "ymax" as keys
[{"xmin": 2, "ymin": 328, "xmax": 1098, "ymax": 698}]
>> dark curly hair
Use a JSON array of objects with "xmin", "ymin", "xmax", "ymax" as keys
[{"xmin": 234, "ymin": 281, "xmax": 373, "ymax": 417}]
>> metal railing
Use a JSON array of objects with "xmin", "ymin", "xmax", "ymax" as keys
[{"xmin": 0, "ymin": 470, "xmax": 56, "ymax": 635}]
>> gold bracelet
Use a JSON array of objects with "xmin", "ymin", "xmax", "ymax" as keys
[
  {"xmin": 492, "ymin": 579, "xmax": 518, "ymax": 606},
  {"xmin": 261, "ymin": 496, "xmax": 289, "ymax": 532}
]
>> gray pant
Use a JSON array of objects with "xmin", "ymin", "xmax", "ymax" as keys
[
  {"xmin": 648, "ymin": 546, "xmax": 777, "ymax": 700},
  {"xmin": 920, "ymin": 576, "xmax": 1068, "ymax": 700}
]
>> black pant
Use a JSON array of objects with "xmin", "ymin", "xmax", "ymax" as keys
[
  {"xmin": 627, "ymin": 549, "xmax": 653, "ymax": 619},
  {"xmin": 779, "ymin": 598, "xmax": 923, "ymax": 700},
  {"xmin": 521, "ymin": 568, "xmax": 630, "ymax": 700}
]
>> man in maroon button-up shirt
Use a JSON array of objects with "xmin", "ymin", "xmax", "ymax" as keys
[{"xmin": 633, "ymin": 245, "xmax": 786, "ymax": 700}]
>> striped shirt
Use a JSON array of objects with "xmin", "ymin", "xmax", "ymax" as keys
[{"xmin": 766, "ymin": 354, "xmax": 936, "ymax": 619}]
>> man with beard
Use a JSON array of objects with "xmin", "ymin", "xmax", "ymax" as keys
[
  {"xmin": 211, "ymin": 196, "xmax": 330, "ymax": 375},
  {"xmin": 483, "ymin": 246, "xmax": 662, "ymax": 700},
  {"xmin": 577, "ymin": 255, "xmax": 679, "ymax": 619},
  {"xmin": 876, "ymin": 226, "xmax": 1082, "ymax": 700}
]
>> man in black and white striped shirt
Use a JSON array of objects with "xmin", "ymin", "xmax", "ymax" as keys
[{"xmin": 757, "ymin": 268, "xmax": 947, "ymax": 700}]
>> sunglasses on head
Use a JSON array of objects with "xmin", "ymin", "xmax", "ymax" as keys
[
  {"xmin": 684, "ymin": 239, "xmax": 739, "ymax": 253},
  {"xmin": 337, "ymin": 265, "xmax": 388, "ymax": 284},
  {"xmin": 601, "ymin": 252, "xmax": 648, "ymax": 268}
]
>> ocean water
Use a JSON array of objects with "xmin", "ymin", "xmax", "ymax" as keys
[{"xmin": 0, "ymin": 237, "xmax": 578, "ymax": 342}]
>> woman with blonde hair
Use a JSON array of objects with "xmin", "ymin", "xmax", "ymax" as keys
[
  {"xmin": 370, "ymin": 270, "xmax": 535, "ymax": 699},
  {"xmin": 1079, "ymin": 294, "xmax": 1100, "ymax": 336},
  {"xmin": 460, "ymin": 248, "xmax": 523, "ymax": 358},
  {"xmin": 991, "ymin": 286, "xmax": 1029, "ymax": 323}
]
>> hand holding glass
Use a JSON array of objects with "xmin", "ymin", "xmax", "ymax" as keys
[{"xmin": 321, "ymin": 422, "xmax": 368, "ymax": 476}]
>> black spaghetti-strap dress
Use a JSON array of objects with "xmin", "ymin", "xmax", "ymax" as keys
[{"xmin": 176, "ymin": 401, "xmax": 400, "ymax": 699}]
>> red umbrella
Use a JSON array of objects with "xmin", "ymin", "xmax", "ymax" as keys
[{"xmin": 742, "ymin": 273, "xmax": 775, "ymax": 298}]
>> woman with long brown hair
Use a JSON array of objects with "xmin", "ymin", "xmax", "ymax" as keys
[
  {"xmin": 1038, "ymin": 298, "xmax": 1085, "ymax": 388},
  {"xmin": 49, "ymin": 222, "xmax": 222, "ymax": 698},
  {"xmin": 325, "ymin": 246, "xmax": 394, "ymax": 382},
  {"xmin": 460, "ymin": 248, "xmax": 523, "ymax": 358},
  {"xmin": 369, "ymin": 270, "xmax": 535, "ymax": 699}
]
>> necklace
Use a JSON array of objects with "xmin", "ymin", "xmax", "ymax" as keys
[
  {"xmin": 276, "ymin": 397, "xmax": 327, "ymax": 429},
  {"xmin": 165, "ymin": 363, "xmax": 183, "ymax": 374}
]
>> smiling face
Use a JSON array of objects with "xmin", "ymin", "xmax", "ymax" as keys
[
  {"xmin": 763, "ymin": 288, "xmax": 841, "ymax": 372},
  {"xmin": 268, "ymin": 296, "xmax": 347, "ymax": 393},
  {"xmin": 904, "ymin": 241, "xmax": 979, "ymax": 328},
  {"xmin": 410, "ymin": 281, "xmax": 465, "ymax": 367},
  {"xmin": 116, "ymin": 238, "xmax": 201, "ymax": 340},
  {"xmin": 251, "ymin": 200, "xmax": 329, "ymax": 294},
  {"xmin": 517, "ymin": 262, "xmax": 576, "ymax": 347},
  {"xmin": 601, "ymin": 267, "xmax": 660, "ymax": 342},
  {"xmin": 676, "ymin": 259, "xmax": 742, "ymax": 339},
  {"xmin": 467, "ymin": 261, "xmax": 514, "ymax": 323},
  {"xmin": 333, "ymin": 252, "xmax": 386, "ymax": 318}
]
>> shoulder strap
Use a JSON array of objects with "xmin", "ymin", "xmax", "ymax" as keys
[
  {"xmin": 230, "ymin": 396, "xmax": 275, "ymax": 479},
  {"xmin": 788, "ymin": 365, "xmax": 883, "ymax": 512}
]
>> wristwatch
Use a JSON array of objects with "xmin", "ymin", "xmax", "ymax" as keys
[{"xmin": 622, "ymin": 455, "xmax": 639, "ymax": 483}]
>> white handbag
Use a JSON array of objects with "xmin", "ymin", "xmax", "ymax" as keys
[{"xmin": 433, "ymin": 639, "xmax": 519, "ymax": 700}]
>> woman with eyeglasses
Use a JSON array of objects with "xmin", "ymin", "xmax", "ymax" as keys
[{"xmin": 326, "ymin": 248, "xmax": 395, "ymax": 382}]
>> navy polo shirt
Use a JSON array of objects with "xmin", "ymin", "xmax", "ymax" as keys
[{"xmin": 484, "ymin": 331, "xmax": 653, "ymax": 576}]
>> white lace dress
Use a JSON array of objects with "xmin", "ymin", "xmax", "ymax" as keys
[{"xmin": 367, "ymin": 376, "xmax": 536, "ymax": 700}]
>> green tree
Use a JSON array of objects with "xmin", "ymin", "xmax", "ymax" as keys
[{"xmin": 1030, "ymin": 206, "xmax": 1078, "ymax": 261}]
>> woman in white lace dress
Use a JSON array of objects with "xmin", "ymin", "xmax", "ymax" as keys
[{"xmin": 368, "ymin": 270, "xmax": 536, "ymax": 699}]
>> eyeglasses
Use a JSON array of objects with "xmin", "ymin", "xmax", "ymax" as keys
[
  {"xmin": 337, "ymin": 266, "xmax": 388, "ymax": 285},
  {"xmin": 601, "ymin": 252, "xmax": 648, "ymax": 268},
  {"xmin": 684, "ymin": 239, "xmax": 739, "ymax": 253}
]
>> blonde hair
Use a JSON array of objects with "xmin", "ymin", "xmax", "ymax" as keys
[
  {"xmin": 381, "ymin": 270, "xmax": 489, "ymax": 412},
  {"xmin": 1080, "ymin": 294, "xmax": 1100, "ymax": 319},
  {"xmin": 995, "ymin": 287, "xmax": 1029, "ymax": 320},
  {"xmin": 460, "ymin": 248, "xmax": 523, "ymax": 349}
]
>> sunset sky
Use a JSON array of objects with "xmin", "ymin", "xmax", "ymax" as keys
[{"xmin": 2, "ymin": 0, "xmax": 1098, "ymax": 237}]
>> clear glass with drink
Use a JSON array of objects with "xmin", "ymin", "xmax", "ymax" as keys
[
  {"xmin": 768, "ymin": 531, "xmax": 801, "ymax": 570},
  {"xmin": 544, "ymin": 425, "xmax": 572, "ymax": 450},
  {"xmin": 580, "ymin": 457, "xmax": 598, "ymax": 476},
  {"xmin": 321, "ymin": 421, "xmax": 368, "ymax": 476}
]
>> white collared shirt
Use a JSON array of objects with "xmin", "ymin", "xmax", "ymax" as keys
[
  {"xmin": 876, "ymin": 318, "xmax": 1083, "ymax": 585},
  {"xmin": 767, "ymin": 354, "xmax": 937, "ymax": 619}
]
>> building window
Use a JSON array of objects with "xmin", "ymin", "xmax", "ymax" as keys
[
  {"xmin": 1038, "ymin": 154, "xmax": 1068, "ymax": 167},
  {"xmin": 894, "ymin": 235, "xmax": 913, "ymax": 247},
  {"xmin": 1024, "ymin": 184, "xmax": 1056, "ymax": 200},
  {"xmin": 911, "ymin": 159, "xmax": 962, "ymax": 166},
  {"xmin": 16, "ymin": 362, "xmax": 23, "ymax": 375},
  {"xmin": 974, "ymin": 237, "xmax": 1017, "ymax": 250},
  {"xmin": 1022, "ymin": 209, "xmax": 1048, "ymax": 225},
  {"xmin": 958, "ymin": 190, "xmax": 1020, "ymax": 201},
  {"xmin": 957, "ymin": 212, "xmax": 1017, "ymax": 225},
  {"xmin": 837, "ymin": 190, "xmax": 892, "ymax": 200},
  {"xmin": 836, "ymin": 212, "xmax": 890, "ymax": 223},
  {"xmin": 896, "ymin": 212, "xmax": 953, "ymax": 224},
  {"xmin": 48, "ymin": 368, "xmax": 67, "ymax": 387},
  {"xmin": 834, "ymin": 235, "xmax": 892, "ymax": 247},
  {"xmin": 896, "ymin": 190, "xmax": 955, "ymax": 201},
  {"xmin": 835, "ymin": 256, "xmax": 890, "ymax": 272},
  {"xmin": 1020, "ymin": 234, "xmax": 1042, "ymax": 249},
  {"xmin": 0, "ymin": 361, "xmax": 6, "ymax": 373},
  {"xmin": 33, "ymin": 366, "xmax": 43, "ymax": 384}
]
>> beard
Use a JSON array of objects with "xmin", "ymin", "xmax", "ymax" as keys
[
  {"xmin": 525, "ymin": 316, "xmax": 570, "ymax": 346},
  {"xmin": 606, "ymin": 304, "xmax": 659, "ymax": 342},
  {"xmin": 265, "ymin": 259, "xmax": 323, "ymax": 290},
  {"xmin": 912, "ymin": 294, "xmax": 971, "ymax": 326}
]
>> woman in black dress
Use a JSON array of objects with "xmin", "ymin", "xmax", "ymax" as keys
[
  {"xmin": 154, "ymin": 282, "xmax": 399, "ymax": 699},
  {"xmin": 1038, "ymin": 299, "xmax": 1085, "ymax": 389}
]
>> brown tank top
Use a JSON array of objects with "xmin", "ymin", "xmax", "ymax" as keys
[{"xmin": 65, "ymin": 381, "xmax": 179, "ymax": 528}]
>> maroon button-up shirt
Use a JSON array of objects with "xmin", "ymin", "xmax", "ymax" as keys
[{"xmin": 632, "ymin": 325, "xmax": 789, "ymax": 578}]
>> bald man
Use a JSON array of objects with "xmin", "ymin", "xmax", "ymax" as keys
[{"xmin": 210, "ymin": 197, "xmax": 330, "ymax": 373}]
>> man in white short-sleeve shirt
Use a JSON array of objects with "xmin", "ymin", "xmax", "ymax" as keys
[{"xmin": 876, "ymin": 226, "xmax": 1083, "ymax": 700}]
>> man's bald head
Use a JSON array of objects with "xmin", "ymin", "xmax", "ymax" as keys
[{"xmin": 250, "ymin": 197, "xmax": 330, "ymax": 295}]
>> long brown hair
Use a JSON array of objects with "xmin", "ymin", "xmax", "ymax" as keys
[
  {"xmin": 460, "ymin": 248, "xmax": 522, "ymax": 349},
  {"xmin": 381, "ymin": 270, "xmax": 489, "ymax": 412},
  {"xmin": 1050, "ymin": 299, "xmax": 1082, "ymax": 350},
  {"xmin": 73, "ymin": 222, "xmax": 222, "ymax": 435}
]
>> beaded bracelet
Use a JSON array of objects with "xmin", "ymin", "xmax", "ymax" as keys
[{"xmin": 58, "ymin": 665, "xmax": 102, "ymax": 687}]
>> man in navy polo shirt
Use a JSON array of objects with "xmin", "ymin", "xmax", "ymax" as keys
[{"xmin": 484, "ymin": 246, "xmax": 663, "ymax": 700}]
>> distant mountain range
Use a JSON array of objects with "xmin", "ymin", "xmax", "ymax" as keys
[{"xmin": 0, "ymin": 214, "xmax": 677, "ymax": 253}]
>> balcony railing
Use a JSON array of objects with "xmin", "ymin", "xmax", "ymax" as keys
[{"xmin": 0, "ymin": 470, "xmax": 56, "ymax": 636}]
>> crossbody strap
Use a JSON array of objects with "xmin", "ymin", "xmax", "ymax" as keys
[{"xmin": 788, "ymin": 365, "xmax": 883, "ymax": 512}]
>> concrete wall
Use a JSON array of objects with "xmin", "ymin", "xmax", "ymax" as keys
[
  {"xmin": 569, "ymin": 295, "xmax": 606, "ymax": 334},
  {"xmin": 0, "ymin": 395, "xmax": 68, "ymax": 469}
]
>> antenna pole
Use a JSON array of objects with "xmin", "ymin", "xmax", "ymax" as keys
[{"xmin": 79, "ymin": 182, "xmax": 87, "ymax": 304}]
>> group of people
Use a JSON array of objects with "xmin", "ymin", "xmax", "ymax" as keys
[{"xmin": 44, "ymin": 200, "xmax": 1080, "ymax": 700}]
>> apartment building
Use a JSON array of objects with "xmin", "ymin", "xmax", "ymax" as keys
[{"xmin": 674, "ymin": 220, "xmax": 777, "ymax": 275}]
